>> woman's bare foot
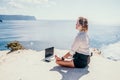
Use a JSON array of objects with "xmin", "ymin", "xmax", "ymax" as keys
[{"xmin": 55, "ymin": 55, "xmax": 62, "ymax": 61}]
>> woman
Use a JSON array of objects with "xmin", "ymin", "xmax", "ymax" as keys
[{"xmin": 55, "ymin": 17, "xmax": 90, "ymax": 68}]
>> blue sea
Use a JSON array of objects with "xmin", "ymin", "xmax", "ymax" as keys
[{"xmin": 0, "ymin": 20, "xmax": 120, "ymax": 60}]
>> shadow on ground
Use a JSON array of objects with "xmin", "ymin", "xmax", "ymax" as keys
[{"xmin": 50, "ymin": 66, "xmax": 89, "ymax": 80}]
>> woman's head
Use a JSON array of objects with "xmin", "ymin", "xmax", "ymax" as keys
[{"xmin": 76, "ymin": 17, "xmax": 88, "ymax": 32}]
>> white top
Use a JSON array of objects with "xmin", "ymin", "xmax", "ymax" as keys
[{"xmin": 70, "ymin": 31, "xmax": 90, "ymax": 55}]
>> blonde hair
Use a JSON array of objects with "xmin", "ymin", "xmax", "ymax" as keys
[{"xmin": 78, "ymin": 17, "xmax": 88, "ymax": 32}]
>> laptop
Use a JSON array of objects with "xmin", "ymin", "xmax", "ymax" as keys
[{"xmin": 44, "ymin": 47, "xmax": 54, "ymax": 62}]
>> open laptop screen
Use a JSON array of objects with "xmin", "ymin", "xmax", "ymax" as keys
[{"xmin": 45, "ymin": 47, "xmax": 54, "ymax": 58}]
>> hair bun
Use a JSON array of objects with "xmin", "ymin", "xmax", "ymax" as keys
[
  {"xmin": 77, "ymin": 17, "xmax": 88, "ymax": 32},
  {"xmin": 79, "ymin": 17, "xmax": 88, "ymax": 27}
]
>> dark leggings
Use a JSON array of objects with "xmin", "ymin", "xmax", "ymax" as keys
[{"xmin": 73, "ymin": 52, "xmax": 90, "ymax": 68}]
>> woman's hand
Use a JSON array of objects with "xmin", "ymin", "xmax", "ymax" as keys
[
  {"xmin": 63, "ymin": 52, "xmax": 72, "ymax": 58},
  {"xmin": 55, "ymin": 55, "xmax": 62, "ymax": 61}
]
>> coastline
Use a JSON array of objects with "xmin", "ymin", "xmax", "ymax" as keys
[{"xmin": 0, "ymin": 49, "xmax": 120, "ymax": 80}]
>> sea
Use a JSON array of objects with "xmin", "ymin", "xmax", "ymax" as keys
[{"xmin": 0, "ymin": 20, "xmax": 120, "ymax": 60}]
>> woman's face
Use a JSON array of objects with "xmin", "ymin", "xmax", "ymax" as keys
[{"xmin": 76, "ymin": 21, "xmax": 82, "ymax": 31}]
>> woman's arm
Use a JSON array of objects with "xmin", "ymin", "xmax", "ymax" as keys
[
  {"xmin": 55, "ymin": 52, "xmax": 72, "ymax": 61},
  {"xmin": 63, "ymin": 52, "xmax": 72, "ymax": 58},
  {"xmin": 70, "ymin": 34, "xmax": 81, "ymax": 55}
]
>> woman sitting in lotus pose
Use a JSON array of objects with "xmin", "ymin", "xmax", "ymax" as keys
[{"xmin": 55, "ymin": 17, "xmax": 90, "ymax": 68}]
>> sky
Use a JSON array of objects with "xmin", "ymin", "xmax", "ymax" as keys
[{"xmin": 0, "ymin": 0, "xmax": 120, "ymax": 25}]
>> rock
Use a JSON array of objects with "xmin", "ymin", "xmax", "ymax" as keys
[
  {"xmin": 6, "ymin": 41, "xmax": 25, "ymax": 54},
  {"xmin": 0, "ymin": 19, "xmax": 2, "ymax": 22},
  {"xmin": 90, "ymin": 48, "xmax": 101, "ymax": 56}
]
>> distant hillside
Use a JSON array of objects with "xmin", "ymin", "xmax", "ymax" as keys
[{"xmin": 0, "ymin": 15, "xmax": 36, "ymax": 20}]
